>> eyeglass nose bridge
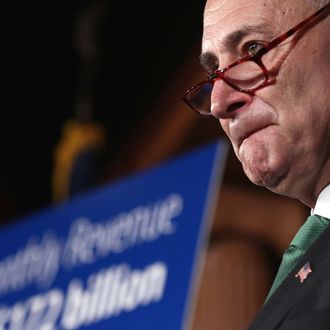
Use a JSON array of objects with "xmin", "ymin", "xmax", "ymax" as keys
[
  {"xmin": 207, "ymin": 70, "xmax": 240, "ymax": 91},
  {"xmin": 207, "ymin": 69, "xmax": 254, "ymax": 94}
]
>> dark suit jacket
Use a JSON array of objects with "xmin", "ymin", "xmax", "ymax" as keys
[{"xmin": 248, "ymin": 224, "xmax": 330, "ymax": 330}]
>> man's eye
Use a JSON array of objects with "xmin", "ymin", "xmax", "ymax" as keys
[{"xmin": 244, "ymin": 42, "xmax": 264, "ymax": 56}]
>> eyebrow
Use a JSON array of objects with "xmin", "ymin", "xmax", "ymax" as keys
[
  {"xmin": 200, "ymin": 23, "xmax": 274, "ymax": 71},
  {"xmin": 223, "ymin": 23, "xmax": 273, "ymax": 49}
]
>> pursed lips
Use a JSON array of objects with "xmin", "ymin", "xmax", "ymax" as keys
[
  {"xmin": 237, "ymin": 125, "xmax": 272, "ymax": 145},
  {"xmin": 223, "ymin": 98, "xmax": 278, "ymax": 148},
  {"xmin": 229, "ymin": 117, "xmax": 275, "ymax": 147}
]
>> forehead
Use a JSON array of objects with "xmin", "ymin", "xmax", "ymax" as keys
[{"xmin": 202, "ymin": 0, "xmax": 301, "ymax": 53}]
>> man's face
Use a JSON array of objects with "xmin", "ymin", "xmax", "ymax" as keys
[{"xmin": 202, "ymin": 0, "xmax": 330, "ymax": 205}]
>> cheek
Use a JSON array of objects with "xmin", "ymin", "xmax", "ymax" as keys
[{"xmin": 270, "ymin": 44, "xmax": 319, "ymax": 113}]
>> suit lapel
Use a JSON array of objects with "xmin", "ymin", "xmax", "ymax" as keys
[{"xmin": 248, "ymin": 224, "xmax": 330, "ymax": 330}]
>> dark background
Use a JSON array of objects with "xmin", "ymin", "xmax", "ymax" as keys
[{"xmin": 1, "ymin": 1, "xmax": 206, "ymax": 224}]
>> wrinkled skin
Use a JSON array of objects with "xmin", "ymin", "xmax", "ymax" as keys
[{"xmin": 202, "ymin": 0, "xmax": 330, "ymax": 207}]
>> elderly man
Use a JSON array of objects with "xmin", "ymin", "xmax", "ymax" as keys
[{"xmin": 183, "ymin": 0, "xmax": 329, "ymax": 329}]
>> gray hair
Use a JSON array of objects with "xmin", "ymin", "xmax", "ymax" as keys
[{"xmin": 309, "ymin": 0, "xmax": 330, "ymax": 8}]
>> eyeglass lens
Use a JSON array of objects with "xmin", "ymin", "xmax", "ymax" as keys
[{"xmin": 185, "ymin": 37, "xmax": 285, "ymax": 115}]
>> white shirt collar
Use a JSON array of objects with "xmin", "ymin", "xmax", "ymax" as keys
[{"xmin": 312, "ymin": 184, "xmax": 330, "ymax": 219}]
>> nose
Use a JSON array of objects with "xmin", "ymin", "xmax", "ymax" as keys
[{"xmin": 210, "ymin": 79, "xmax": 254, "ymax": 119}]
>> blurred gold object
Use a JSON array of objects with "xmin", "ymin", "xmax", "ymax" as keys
[{"xmin": 52, "ymin": 119, "xmax": 106, "ymax": 203}]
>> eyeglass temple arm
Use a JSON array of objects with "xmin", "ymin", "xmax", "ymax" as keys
[{"xmin": 259, "ymin": 4, "xmax": 329, "ymax": 56}]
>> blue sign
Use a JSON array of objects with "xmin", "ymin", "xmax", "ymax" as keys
[{"xmin": 0, "ymin": 140, "xmax": 228, "ymax": 330}]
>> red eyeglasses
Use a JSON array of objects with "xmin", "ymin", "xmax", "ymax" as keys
[{"xmin": 182, "ymin": 4, "xmax": 329, "ymax": 116}]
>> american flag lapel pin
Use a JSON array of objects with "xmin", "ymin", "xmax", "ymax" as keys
[{"xmin": 295, "ymin": 262, "xmax": 312, "ymax": 283}]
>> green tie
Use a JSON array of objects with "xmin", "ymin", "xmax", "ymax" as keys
[{"xmin": 265, "ymin": 214, "xmax": 330, "ymax": 303}]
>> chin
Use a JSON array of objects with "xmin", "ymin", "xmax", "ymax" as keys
[
  {"xmin": 243, "ymin": 161, "xmax": 285, "ymax": 188},
  {"xmin": 239, "ymin": 140, "xmax": 290, "ymax": 191},
  {"xmin": 242, "ymin": 155, "xmax": 308, "ymax": 203}
]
